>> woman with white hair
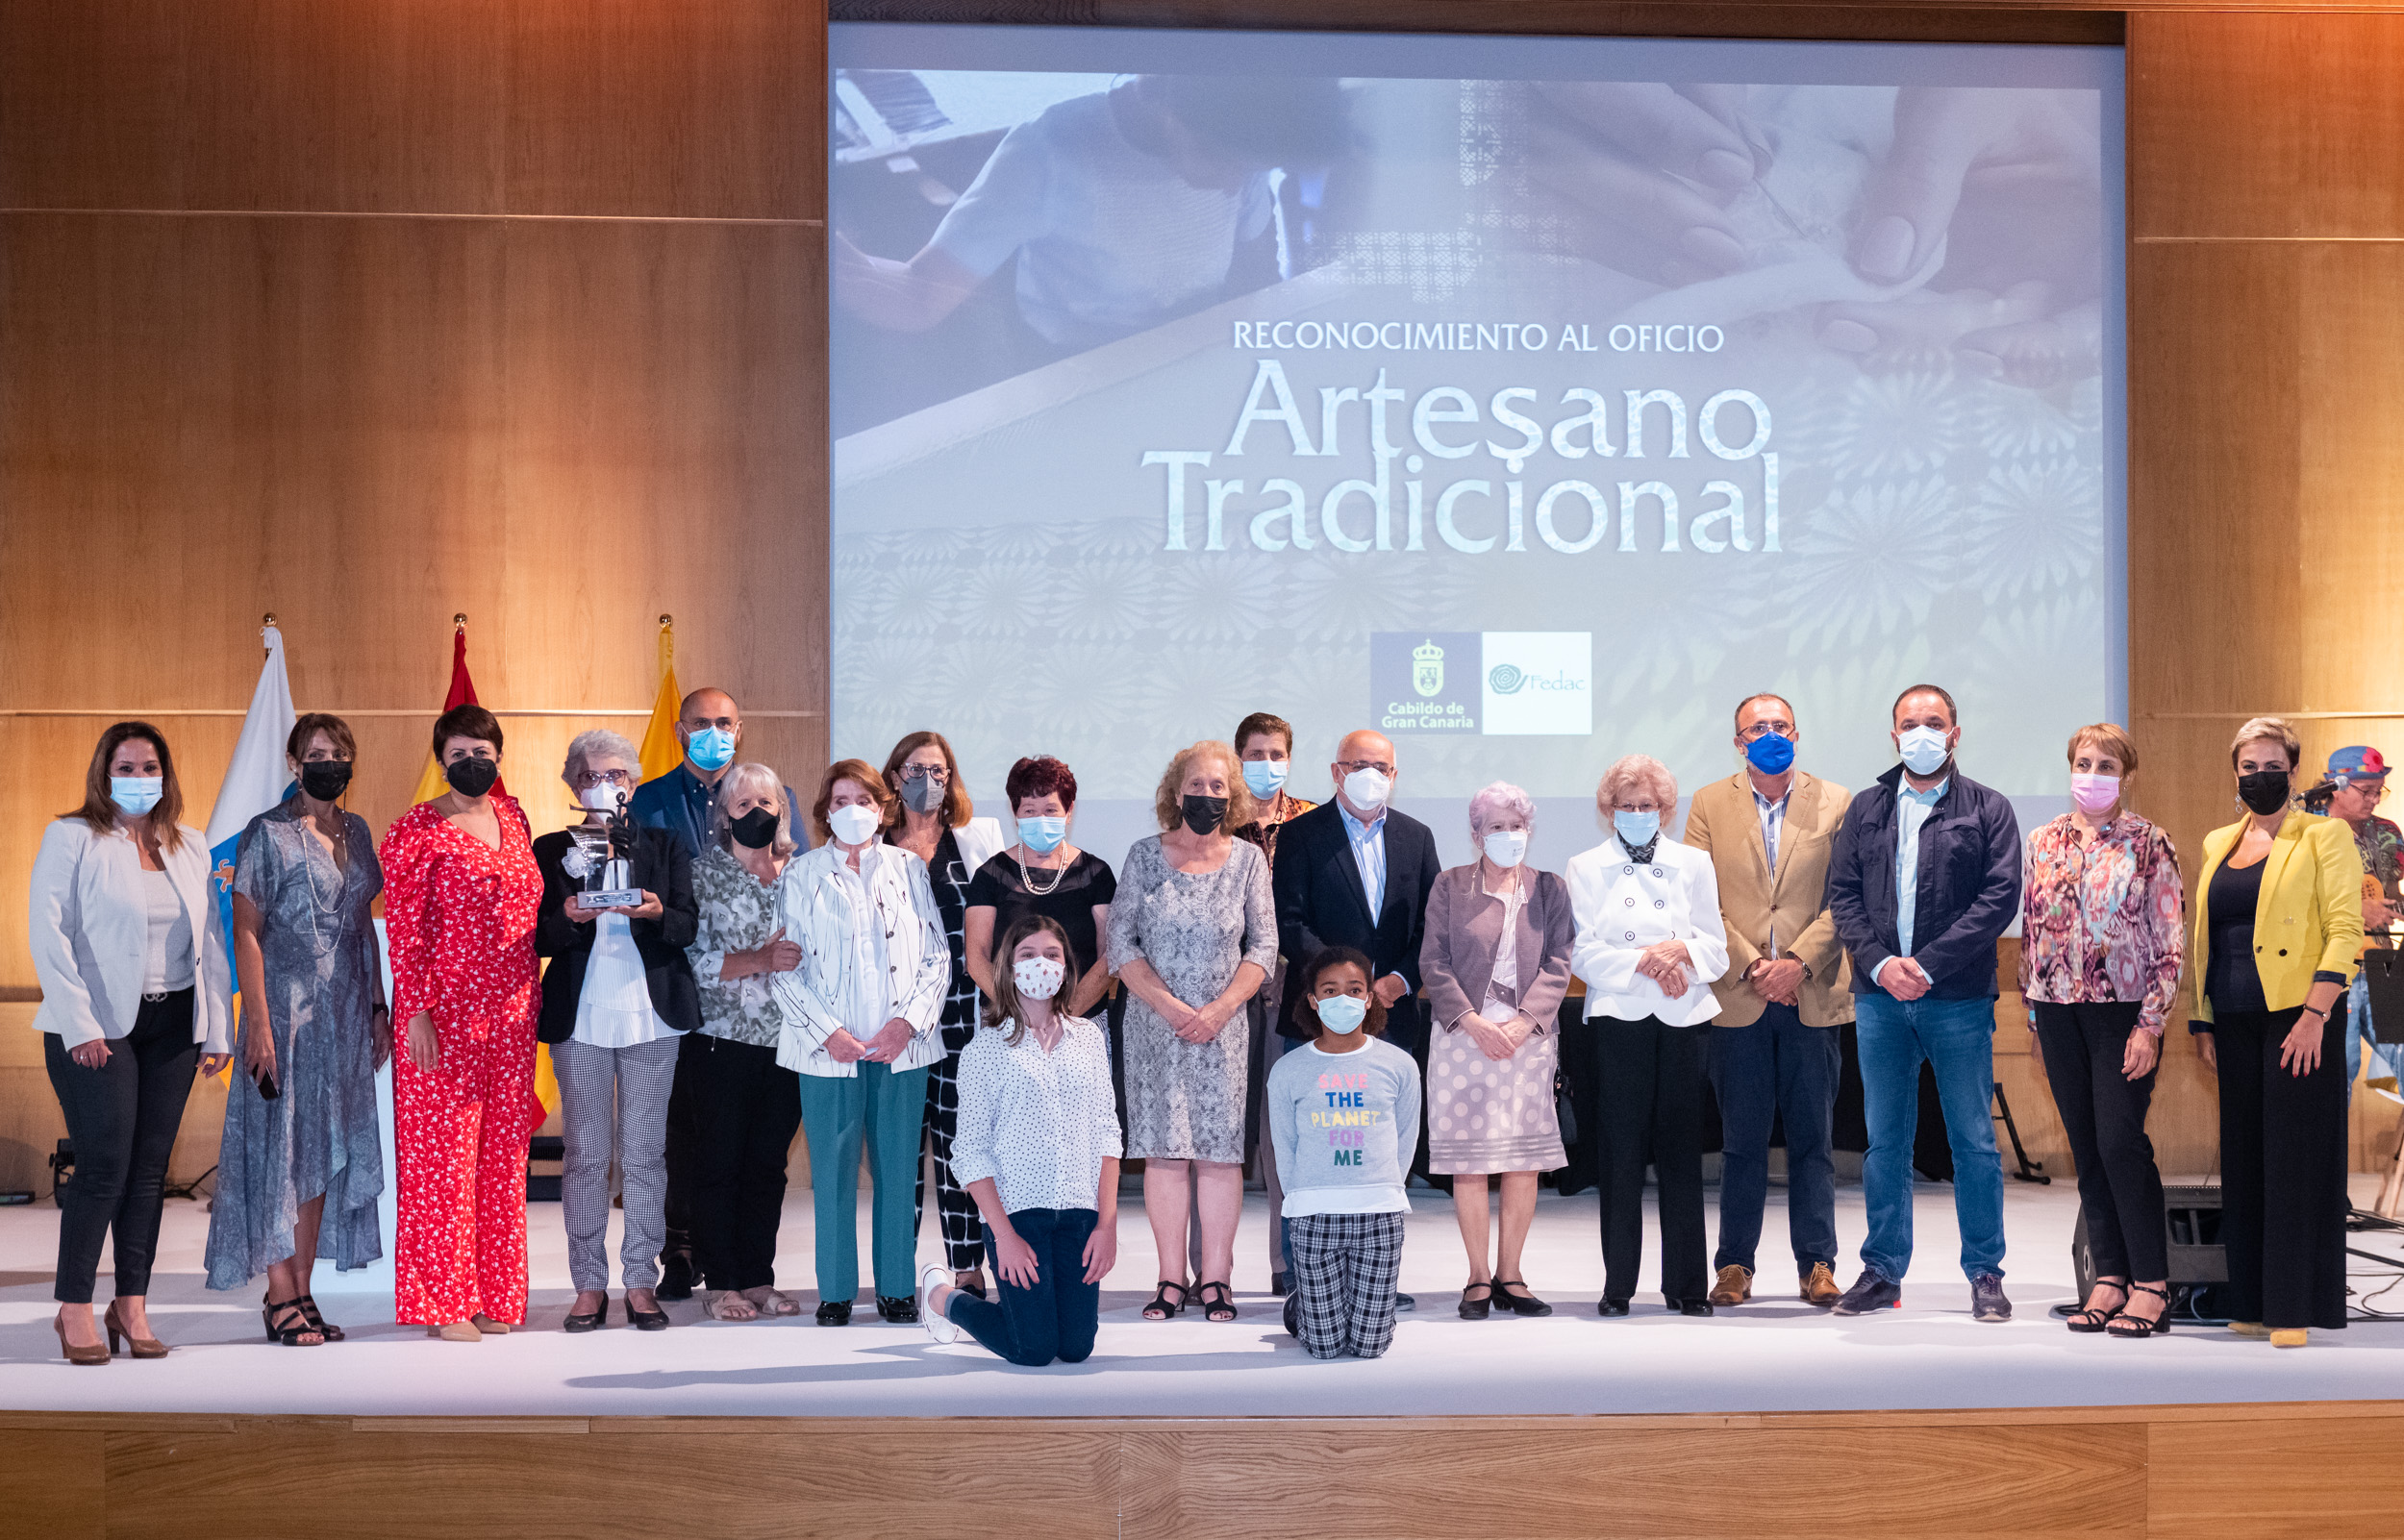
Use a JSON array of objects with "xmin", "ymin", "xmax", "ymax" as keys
[
  {"xmin": 1418, "ymin": 782, "xmax": 1575, "ymax": 1320},
  {"xmin": 1566, "ymin": 755, "xmax": 1730, "ymax": 1317},
  {"xmin": 533, "ymin": 729, "xmax": 700, "ymax": 1332}
]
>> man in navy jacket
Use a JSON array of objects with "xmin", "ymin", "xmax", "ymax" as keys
[{"xmin": 1823, "ymin": 684, "xmax": 2023, "ymax": 1322}]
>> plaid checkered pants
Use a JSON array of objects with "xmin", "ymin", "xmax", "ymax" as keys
[{"xmin": 1287, "ymin": 1211, "xmax": 1406, "ymax": 1359}]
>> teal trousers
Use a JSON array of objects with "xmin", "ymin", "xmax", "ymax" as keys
[{"xmin": 796, "ymin": 1061, "xmax": 929, "ymax": 1303}]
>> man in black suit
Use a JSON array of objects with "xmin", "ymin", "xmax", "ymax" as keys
[{"xmin": 1272, "ymin": 728, "xmax": 1443, "ymax": 1229}]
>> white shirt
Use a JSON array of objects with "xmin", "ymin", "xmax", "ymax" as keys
[
  {"xmin": 950, "ymin": 1014, "xmax": 1121, "ymax": 1215},
  {"xmin": 572, "ymin": 857, "xmax": 668, "ymax": 1049},
  {"xmin": 1565, "ymin": 835, "xmax": 1732, "ymax": 1028},
  {"xmin": 140, "ymin": 867, "xmax": 195, "ymax": 994}
]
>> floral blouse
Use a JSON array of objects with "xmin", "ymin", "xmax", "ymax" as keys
[
  {"xmin": 686, "ymin": 843, "xmax": 784, "ymax": 1048},
  {"xmin": 2017, "ymin": 812, "xmax": 2186, "ymax": 1033}
]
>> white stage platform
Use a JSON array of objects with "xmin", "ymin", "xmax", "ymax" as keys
[{"xmin": 6, "ymin": 1177, "xmax": 2402, "ymax": 1418}]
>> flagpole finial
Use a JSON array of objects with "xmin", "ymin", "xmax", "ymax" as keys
[
  {"xmin": 453, "ymin": 612, "xmax": 468, "ymax": 632},
  {"xmin": 262, "ymin": 611, "xmax": 277, "ymax": 628}
]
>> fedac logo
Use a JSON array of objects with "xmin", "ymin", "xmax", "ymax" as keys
[{"xmin": 1372, "ymin": 632, "xmax": 1479, "ymax": 734}]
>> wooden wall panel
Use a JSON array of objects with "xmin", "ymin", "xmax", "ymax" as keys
[
  {"xmin": 2149, "ymin": 1413, "xmax": 2404, "ymax": 1537},
  {"xmin": 507, "ymin": 0, "xmax": 821, "ymax": 220},
  {"xmin": 2130, "ymin": 10, "xmax": 2404, "ymax": 241}
]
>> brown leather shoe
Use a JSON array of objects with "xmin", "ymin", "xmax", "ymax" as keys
[
  {"xmin": 1709, "ymin": 1264, "xmax": 1753, "ymax": 1307},
  {"xmin": 1800, "ymin": 1262, "xmax": 1841, "ymax": 1305}
]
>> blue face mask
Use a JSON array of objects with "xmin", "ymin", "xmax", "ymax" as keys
[
  {"xmin": 1241, "ymin": 759, "xmax": 1289, "ymax": 798},
  {"xmin": 1896, "ymin": 726, "xmax": 1951, "ymax": 778},
  {"xmin": 1314, "ymin": 994, "xmax": 1367, "ymax": 1034},
  {"xmin": 1018, "ymin": 815, "xmax": 1068, "ymax": 854},
  {"xmin": 1745, "ymin": 732, "xmax": 1795, "ymax": 776},
  {"xmin": 686, "ymin": 727, "xmax": 736, "ymax": 772},
  {"xmin": 1614, "ymin": 808, "xmax": 1662, "ymax": 848},
  {"xmin": 111, "ymin": 777, "xmax": 164, "ymax": 817}
]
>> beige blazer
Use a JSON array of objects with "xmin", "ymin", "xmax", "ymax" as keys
[{"xmin": 1682, "ymin": 770, "xmax": 1854, "ymax": 1028}]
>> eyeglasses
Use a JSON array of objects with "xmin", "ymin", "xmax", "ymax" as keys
[
  {"xmin": 2344, "ymin": 780, "xmax": 2390, "ymax": 802},
  {"xmin": 898, "ymin": 766, "xmax": 949, "ymax": 784},
  {"xmin": 575, "ymin": 769, "xmax": 632, "ymax": 788},
  {"xmin": 1335, "ymin": 758, "xmax": 1396, "ymax": 777},
  {"xmin": 1738, "ymin": 722, "xmax": 1794, "ymax": 741}
]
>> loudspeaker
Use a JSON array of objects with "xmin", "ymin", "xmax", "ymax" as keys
[
  {"xmin": 2362, "ymin": 950, "xmax": 2404, "ymax": 1044},
  {"xmin": 2071, "ymin": 1184, "xmax": 2228, "ymax": 1305},
  {"xmin": 526, "ymin": 1134, "xmax": 564, "ymax": 1203}
]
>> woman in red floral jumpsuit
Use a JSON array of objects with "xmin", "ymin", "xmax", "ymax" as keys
[{"xmin": 379, "ymin": 706, "xmax": 545, "ymax": 1339}]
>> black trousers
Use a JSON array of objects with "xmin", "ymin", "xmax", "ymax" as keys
[
  {"xmin": 2216, "ymin": 1006, "xmax": 2350, "ymax": 1330},
  {"xmin": 661, "ymin": 1053, "xmax": 697, "ymax": 1272},
  {"xmin": 671, "ymin": 1031, "xmax": 803, "ymax": 1293},
  {"xmin": 1588, "ymin": 1014, "xmax": 1710, "ymax": 1304},
  {"xmin": 2033, "ymin": 1001, "xmax": 2166, "ymax": 1281},
  {"xmin": 45, "ymin": 989, "xmax": 199, "ymax": 1304}
]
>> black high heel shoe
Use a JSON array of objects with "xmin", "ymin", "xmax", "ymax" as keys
[
  {"xmin": 2106, "ymin": 1283, "xmax": 2172, "ymax": 1338},
  {"xmin": 293, "ymin": 1293, "xmax": 345, "ymax": 1342},
  {"xmin": 1492, "ymin": 1279, "xmax": 1554, "ymax": 1318},
  {"xmin": 262, "ymin": 1297, "xmax": 324, "ymax": 1348},
  {"xmin": 1459, "ymin": 1280, "xmax": 1494, "ymax": 1320},
  {"xmin": 563, "ymin": 1296, "xmax": 608, "ymax": 1333},
  {"xmin": 625, "ymin": 1294, "xmax": 671, "ymax": 1331}
]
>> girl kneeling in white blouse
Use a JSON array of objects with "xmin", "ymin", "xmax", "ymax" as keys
[{"xmin": 918, "ymin": 915, "xmax": 1122, "ymax": 1364}]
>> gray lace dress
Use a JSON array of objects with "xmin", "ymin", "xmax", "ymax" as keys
[
  {"xmin": 1109, "ymin": 835, "xmax": 1277, "ymax": 1163},
  {"xmin": 205, "ymin": 799, "xmax": 387, "ymax": 1288}
]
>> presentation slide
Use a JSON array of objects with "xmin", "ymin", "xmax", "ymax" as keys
[{"xmin": 829, "ymin": 27, "xmax": 2125, "ymax": 871}]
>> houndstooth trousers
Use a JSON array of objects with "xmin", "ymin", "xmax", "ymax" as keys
[{"xmin": 1287, "ymin": 1211, "xmax": 1406, "ymax": 1359}]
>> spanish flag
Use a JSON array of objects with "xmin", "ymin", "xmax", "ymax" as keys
[
  {"xmin": 638, "ymin": 615, "xmax": 684, "ymax": 783},
  {"xmin": 409, "ymin": 619, "xmax": 507, "ymax": 806}
]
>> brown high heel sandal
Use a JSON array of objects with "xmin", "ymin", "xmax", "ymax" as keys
[
  {"xmin": 54, "ymin": 1314, "xmax": 109, "ymax": 1366},
  {"xmin": 105, "ymin": 1301, "xmax": 170, "ymax": 1358}
]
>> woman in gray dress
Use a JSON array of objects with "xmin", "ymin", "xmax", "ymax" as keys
[
  {"xmin": 1420, "ymin": 782, "xmax": 1573, "ymax": 1320},
  {"xmin": 1110, "ymin": 740, "xmax": 1276, "ymax": 1324},
  {"xmin": 206, "ymin": 713, "xmax": 389, "ymax": 1346}
]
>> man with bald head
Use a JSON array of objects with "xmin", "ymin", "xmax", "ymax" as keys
[
  {"xmin": 1272, "ymin": 730, "xmax": 1443, "ymax": 1246},
  {"xmin": 628, "ymin": 685, "xmax": 803, "ymax": 1298}
]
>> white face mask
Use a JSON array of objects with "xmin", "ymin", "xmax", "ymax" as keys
[
  {"xmin": 827, "ymin": 804, "xmax": 881, "ymax": 846},
  {"xmin": 1343, "ymin": 767, "xmax": 1392, "ymax": 811},
  {"xmin": 1896, "ymin": 726, "xmax": 1951, "ymax": 777},
  {"xmin": 1012, "ymin": 956, "xmax": 1065, "ymax": 1001},
  {"xmin": 579, "ymin": 782, "xmax": 624, "ymax": 811},
  {"xmin": 1481, "ymin": 830, "xmax": 1529, "ymax": 868}
]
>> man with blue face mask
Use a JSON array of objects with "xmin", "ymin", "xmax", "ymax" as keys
[
  {"xmin": 629, "ymin": 685, "xmax": 805, "ymax": 1300},
  {"xmin": 1683, "ymin": 694, "xmax": 1856, "ymax": 1309},
  {"xmin": 1824, "ymin": 683, "xmax": 2023, "ymax": 1323}
]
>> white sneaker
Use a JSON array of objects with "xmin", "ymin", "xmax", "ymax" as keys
[{"xmin": 919, "ymin": 1264, "xmax": 961, "ymax": 1345}]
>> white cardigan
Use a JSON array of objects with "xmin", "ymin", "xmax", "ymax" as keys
[
  {"xmin": 29, "ymin": 817, "xmax": 234, "ymax": 1053},
  {"xmin": 1566, "ymin": 833, "xmax": 1731, "ymax": 1029},
  {"xmin": 770, "ymin": 838, "xmax": 949, "ymax": 1077}
]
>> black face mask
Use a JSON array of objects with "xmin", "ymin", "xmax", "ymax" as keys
[
  {"xmin": 298, "ymin": 760, "xmax": 353, "ymax": 802},
  {"xmin": 445, "ymin": 757, "xmax": 499, "ymax": 798},
  {"xmin": 1181, "ymin": 794, "xmax": 1228, "ymax": 835},
  {"xmin": 2237, "ymin": 768, "xmax": 2291, "ymax": 816},
  {"xmin": 730, "ymin": 807, "xmax": 779, "ymax": 850}
]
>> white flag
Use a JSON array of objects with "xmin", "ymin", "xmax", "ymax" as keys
[{"xmin": 205, "ymin": 623, "xmax": 298, "ymax": 960}]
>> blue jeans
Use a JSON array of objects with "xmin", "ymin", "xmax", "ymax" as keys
[
  {"xmin": 945, "ymin": 1207, "xmax": 1100, "ymax": 1366},
  {"xmin": 2343, "ymin": 971, "xmax": 2404, "ymax": 1105},
  {"xmin": 1709, "ymin": 1002, "xmax": 1840, "ymax": 1276},
  {"xmin": 1855, "ymin": 993, "xmax": 2005, "ymax": 1283}
]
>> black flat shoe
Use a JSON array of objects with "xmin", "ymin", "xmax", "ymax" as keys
[
  {"xmin": 878, "ymin": 1295, "xmax": 919, "ymax": 1324},
  {"xmin": 1598, "ymin": 1298, "xmax": 1630, "ymax": 1317},
  {"xmin": 1459, "ymin": 1281, "xmax": 1494, "ymax": 1321},
  {"xmin": 816, "ymin": 1300, "xmax": 853, "ymax": 1326},
  {"xmin": 1673, "ymin": 1297, "xmax": 1715, "ymax": 1317},
  {"xmin": 656, "ymin": 1250, "xmax": 697, "ymax": 1303},
  {"xmin": 1492, "ymin": 1279, "xmax": 1553, "ymax": 1318},
  {"xmin": 625, "ymin": 1297, "xmax": 670, "ymax": 1331}
]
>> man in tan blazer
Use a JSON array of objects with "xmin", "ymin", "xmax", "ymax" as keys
[{"xmin": 1682, "ymin": 693, "xmax": 1853, "ymax": 1308}]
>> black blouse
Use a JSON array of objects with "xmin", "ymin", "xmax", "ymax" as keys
[
  {"xmin": 965, "ymin": 851, "xmax": 1118, "ymax": 981},
  {"xmin": 2204, "ymin": 856, "xmax": 2269, "ymax": 1017}
]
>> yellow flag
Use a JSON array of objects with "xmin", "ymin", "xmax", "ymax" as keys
[{"xmin": 639, "ymin": 616, "xmax": 685, "ymax": 782}]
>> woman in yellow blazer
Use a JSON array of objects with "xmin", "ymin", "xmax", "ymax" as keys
[{"xmin": 2191, "ymin": 716, "xmax": 2362, "ymax": 1346}]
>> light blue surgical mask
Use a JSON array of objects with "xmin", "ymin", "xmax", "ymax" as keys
[
  {"xmin": 1241, "ymin": 759, "xmax": 1289, "ymax": 799},
  {"xmin": 1613, "ymin": 808, "xmax": 1662, "ymax": 848},
  {"xmin": 1314, "ymin": 994, "xmax": 1367, "ymax": 1034},
  {"xmin": 1896, "ymin": 726, "xmax": 1951, "ymax": 778},
  {"xmin": 1018, "ymin": 815, "xmax": 1068, "ymax": 854},
  {"xmin": 686, "ymin": 727, "xmax": 736, "ymax": 772},
  {"xmin": 111, "ymin": 777, "xmax": 163, "ymax": 817}
]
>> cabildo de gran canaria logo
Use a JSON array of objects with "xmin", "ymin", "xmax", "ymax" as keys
[{"xmin": 1413, "ymin": 638, "xmax": 1445, "ymax": 698}]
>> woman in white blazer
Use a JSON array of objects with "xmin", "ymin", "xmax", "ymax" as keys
[
  {"xmin": 771, "ymin": 758, "xmax": 950, "ymax": 1326},
  {"xmin": 28, "ymin": 722, "xmax": 232, "ymax": 1363},
  {"xmin": 1566, "ymin": 754, "xmax": 1730, "ymax": 1319},
  {"xmin": 878, "ymin": 730, "xmax": 1006, "ymax": 1299}
]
